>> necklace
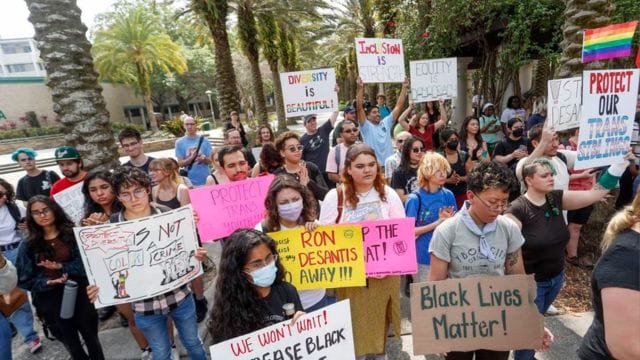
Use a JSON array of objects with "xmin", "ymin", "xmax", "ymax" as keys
[{"xmin": 357, "ymin": 187, "xmax": 374, "ymax": 198}]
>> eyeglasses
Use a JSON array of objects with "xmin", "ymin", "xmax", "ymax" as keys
[
  {"xmin": 343, "ymin": 129, "xmax": 358, "ymax": 134},
  {"xmin": 473, "ymin": 192, "xmax": 508, "ymax": 213},
  {"xmin": 245, "ymin": 254, "xmax": 278, "ymax": 272},
  {"xmin": 287, "ymin": 145, "xmax": 304, "ymax": 153},
  {"xmin": 121, "ymin": 141, "xmax": 139, "ymax": 149},
  {"xmin": 32, "ymin": 207, "xmax": 52, "ymax": 217},
  {"xmin": 118, "ymin": 188, "xmax": 147, "ymax": 202},
  {"xmin": 397, "ymin": 139, "xmax": 405, "ymax": 144},
  {"xmin": 412, "ymin": 147, "xmax": 425, "ymax": 154}
]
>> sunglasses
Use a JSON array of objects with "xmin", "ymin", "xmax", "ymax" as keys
[
  {"xmin": 412, "ymin": 147, "xmax": 425, "ymax": 154},
  {"xmin": 287, "ymin": 145, "xmax": 304, "ymax": 152}
]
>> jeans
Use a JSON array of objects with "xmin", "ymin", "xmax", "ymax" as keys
[
  {"xmin": 4, "ymin": 246, "xmax": 39, "ymax": 344},
  {"xmin": 0, "ymin": 314, "xmax": 11, "ymax": 360},
  {"xmin": 514, "ymin": 271, "xmax": 564, "ymax": 360},
  {"xmin": 134, "ymin": 295, "xmax": 206, "ymax": 360}
]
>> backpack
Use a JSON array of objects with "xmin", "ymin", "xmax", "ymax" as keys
[{"xmin": 7, "ymin": 202, "xmax": 23, "ymax": 230}]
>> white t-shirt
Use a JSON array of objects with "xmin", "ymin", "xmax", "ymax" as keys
[
  {"xmin": 318, "ymin": 185, "xmax": 405, "ymax": 224},
  {"xmin": 255, "ymin": 222, "xmax": 326, "ymax": 310},
  {"xmin": 0, "ymin": 203, "xmax": 26, "ymax": 246}
]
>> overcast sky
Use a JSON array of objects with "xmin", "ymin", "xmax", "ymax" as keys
[{"xmin": 0, "ymin": 0, "xmax": 117, "ymax": 39}]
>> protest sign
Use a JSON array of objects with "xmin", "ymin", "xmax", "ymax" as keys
[
  {"xmin": 53, "ymin": 182, "xmax": 85, "ymax": 225},
  {"xmin": 210, "ymin": 300, "xmax": 355, "ymax": 359},
  {"xmin": 269, "ymin": 225, "xmax": 366, "ymax": 290},
  {"xmin": 355, "ymin": 38, "xmax": 405, "ymax": 83},
  {"xmin": 360, "ymin": 218, "xmax": 417, "ymax": 277},
  {"xmin": 189, "ymin": 175, "xmax": 274, "ymax": 241},
  {"xmin": 410, "ymin": 274, "xmax": 543, "ymax": 355},
  {"xmin": 73, "ymin": 205, "xmax": 203, "ymax": 308},
  {"xmin": 410, "ymin": 58, "xmax": 457, "ymax": 103},
  {"xmin": 280, "ymin": 68, "xmax": 338, "ymax": 118},
  {"xmin": 575, "ymin": 69, "xmax": 640, "ymax": 169},
  {"xmin": 547, "ymin": 77, "xmax": 582, "ymax": 131}
]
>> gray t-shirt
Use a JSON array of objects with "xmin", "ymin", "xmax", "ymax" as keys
[{"xmin": 429, "ymin": 214, "xmax": 524, "ymax": 279}]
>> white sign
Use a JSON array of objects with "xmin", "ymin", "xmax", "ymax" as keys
[
  {"xmin": 73, "ymin": 206, "xmax": 203, "ymax": 308},
  {"xmin": 410, "ymin": 58, "xmax": 457, "ymax": 102},
  {"xmin": 210, "ymin": 300, "xmax": 355, "ymax": 359},
  {"xmin": 53, "ymin": 182, "xmax": 85, "ymax": 225},
  {"xmin": 575, "ymin": 69, "xmax": 640, "ymax": 169},
  {"xmin": 547, "ymin": 77, "xmax": 582, "ymax": 131},
  {"xmin": 280, "ymin": 68, "xmax": 338, "ymax": 118},
  {"xmin": 355, "ymin": 38, "xmax": 405, "ymax": 83}
]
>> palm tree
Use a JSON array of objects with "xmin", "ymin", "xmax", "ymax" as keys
[
  {"xmin": 257, "ymin": 12, "xmax": 286, "ymax": 130},
  {"xmin": 25, "ymin": 0, "xmax": 119, "ymax": 170},
  {"xmin": 92, "ymin": 7, "xmax": 186, "ymax": 132},
  {"xmin": 191, "ymin": 0, "xmax": 241, "ymax": 122}
]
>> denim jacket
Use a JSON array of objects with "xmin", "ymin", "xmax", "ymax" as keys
[{"xmin": 16, "ymin": 230, "xmax": 87, "ymax": 293}]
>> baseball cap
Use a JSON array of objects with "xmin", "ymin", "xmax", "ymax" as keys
[
  {"xmin": 343, "ymin": 106, "xmax": 355, "ymax": 114},
  {"xmin": 303, "ymin": 114, "xmax": 317, "ymax": 125},
  {"xmin": 482, "ymin": 103, "xmax": 495, "ymax": 112},
  {"xmin": 54, "ymin": 146, "xmax": 81, "ymax": 160}
]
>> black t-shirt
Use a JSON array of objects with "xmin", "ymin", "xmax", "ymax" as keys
[
  {"xmin": 506, "ymin": 190, "xmax": 569, "ymax": 281},
  {"xmin": 438, "ymin": 150, "xmax": 469, "ymax": 196},
  {"xmin": 16, "ymin": 170, "xmax": 60, "ymax": 201},
  {"xmin": 391, "ymin": 167, "xmax": 419, "ymax": 196},
  {"xmin": 124, "ymin": 156, "xmax": 155, "ymax": 174},
  {"xmin": 273, "ymin": 162, "xmax": 328, "ymax": 202},
  {"xmin": 301, "ymin": 120, "xmax": 333, "ymax": 172},
  {"xmin": 263, "ymin": 281, "xmax": 303, "ymax": 326},
  {"xmin": 578, "ymin": 230, "xmax": 640, "ymax": 359},
  {"xmin": 493, "ymin": 137, "xmax": 533, "ymax": 168}
]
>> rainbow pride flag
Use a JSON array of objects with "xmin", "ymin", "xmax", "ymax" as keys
[{"xmin": 582, "ymin": 21, "xmax": 638, "ymax": 63}]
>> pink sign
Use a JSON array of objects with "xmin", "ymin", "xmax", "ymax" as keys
[
  {"xmin": 360, "ymin": 218, "xmax": 417, "ymax": 277},
  {"xmin": 189, "ymin": 175, "xmax": 274, "ymax": 241}
]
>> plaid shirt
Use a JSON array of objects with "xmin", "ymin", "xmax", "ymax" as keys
[{"xmin": 132, "ymin": 284, "xmax": 191, "ymax": 315}]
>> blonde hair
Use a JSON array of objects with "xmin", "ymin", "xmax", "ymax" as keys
[
  {"xmin": 417, "ymin": 151, "xmax": 451, "ymax": 188},
  {"xmin": 149, "ymin": 158, "xmax": 184, "ymax": 186},
  {"xmin": 602, "ymin": 191, "xmax": 640, "ymax": 250}
]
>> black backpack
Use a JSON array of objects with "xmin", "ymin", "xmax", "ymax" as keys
[{"xmin": 7, "ymin": 202, "xmax": 23, "ymax": 230}]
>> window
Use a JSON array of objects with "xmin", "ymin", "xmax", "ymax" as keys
[
  {"xmin": 1, "ymin": 42, "xmax": 32, "ymax": 54},
  {"xmin": 6, "ymin": 63, "xmax": 36, "ymax": 73}
]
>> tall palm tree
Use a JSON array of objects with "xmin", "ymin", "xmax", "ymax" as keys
[
  {"xmin": 25, "ymin": 0, "xmax": 119, "ymax": 170},
  {"xmin": 92, "ymin": 7, "xmax": 186, "ymax": 132},
  {"xmin": 257, "ymin": 12, "xmax": 286, "ymax": 130},
  {"xmin": 191, "ymin": 0, "xmax": 241, "ymax": 122},
  {"xmin": 235, "ymin": 0, "xmax": 269, "ymax": 123}
]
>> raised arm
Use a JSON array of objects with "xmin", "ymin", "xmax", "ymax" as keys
[
  {"xmin": 390, "ymin": 78, "xmax": 410, "ymax": 121},
  {"xmin": 396, "ymin": 102, "xmax": 414, "ymax": 130},
  {"xmin": 356, "ymin": 77, "xmax": 366, "ymax": 126}
]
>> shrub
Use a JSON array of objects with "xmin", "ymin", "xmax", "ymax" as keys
[{"xmin": 160, "ymin": 116, "xmax": 204, "ymax": 138}]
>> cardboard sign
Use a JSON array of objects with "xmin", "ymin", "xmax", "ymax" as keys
[
  {"xmin": 189, "ymin": 175, "xmax": 274, "ymax": 241},
  {"xmin": 361, "ymin": 218, "xmax": 417, "ymax": 277},
  {"xmin": 355, "ymin": 38, "xmax": 405, "ymax": 83},
  {"xmin": 410, "ymin": 275, "xmax": 544, "ymax": 355},
  {"xmin": 547, "ymin": 77, "xmax": 582, "ymax": 131},
  {"xmin": 73, "ymin": 206, "xmax": 203, "ymax": 308},
  {"xmin": 269, "ymin": 225, "xmax": 366, "ymax": 290},
  {"xmin": 575, "ymin": 69, "xmax": 640, "ymax": 169},
  {"xmin": 280, "ymin": 68, "xmax": 338, "ymax": 118},
  {"xmin": 210, "ymin": 300, "xmax": 355, "ymax": 359},
  {"xmin": 53, "ymin": 182, "xmax": 85, "ymax": 225},
  {"xmin": 409, "ymin": 58, "xmax": 457, "ymax": 102}
]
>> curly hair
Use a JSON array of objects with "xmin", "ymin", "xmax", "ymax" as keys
[
  {"xmin": 256, "ymin": 125, "xmax": 275, "ymax": 145},
  {"xmin": 506, "ymin": 95, "xmax": 522, "ymax": 109},
  {"xmin": 25, "ymin": 195, "xmax": 75, "ymax": 258},
  {"xmin": 112, "ymin": 166, "xmax": 152, "ymax": 195},
  {"xmin": 399, "ymin": 136, "xmax": 423, "ymax": 172},
  {"xmin": 82, "ymin": 170, "xmax": 121, "ymax": 218},
  {"xmin": 467, "ymin": 161, "xmax": 516, "ymax": 194},
  {"xmin": 259, "ymin": 143, "xmax": 283, "ymax": 174},
  {"xmin": 0, "ymin": 177, "xmax": 16, "ymax": 203},
  {"xmin": 209, "ymin": 229, "xmax": 286, "ymax": 343},
  {"xmin": 274, "ymin": 131, "xmax": 300, "ymax": 152},
  {"xmin": 340, "ymin": 144, "xmax": 386, "ymax": 208},
  {"xmin": 264, "ymin": 175, "xmax": 316, "ymax": 231}
]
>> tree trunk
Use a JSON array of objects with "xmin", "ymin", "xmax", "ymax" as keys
[
  {"xmin": 25, "ymin": 0, "xmax": 119, "ymax": 170},
  {"xmin": 269, "ymin": 60, "xmax": 286, "ymax": 132},
  {"xmin": 193, "ymin": 0, "xmax": 240, "ymax": 122},
  {"xmin": 137, "ymin": 65, "xmax": 158, "ymax": 132}
]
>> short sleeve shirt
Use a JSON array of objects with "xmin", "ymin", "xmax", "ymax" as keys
[
  {"xmin": 263, "ymin": 281, "xmax": 304, "ymax": 326},
  {"xmin": 391, "ymin": 167, "xmax": 419, "ymax": 196},
  {"xmin": 301, "ymin": 120, "xmax": 333, "ymax": 171},
  {"xmin": 360, "ymin": 114, "xmax": 395, "ymax": 165},
  {"xmin": 175, "ymin": 136, "xmax": 212, "ymax": 187},
  {"xmin": 326, "ymin": 143, "xmax": 348, "ymax": 175},
  {"xmin": 429, "ymin": 212, "xmax": 524, "ymax": 278},
  {"xmin": 16, "ymin": 170, "xmax": 60, "ymax": 201},
  {"xmin": 479, "ymin": 114, "xmax": 501, "ymax": 144}
]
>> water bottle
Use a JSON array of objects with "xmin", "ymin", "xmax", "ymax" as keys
[
  {"xmin": 60, "ymin": 280, "xmax": 78, "ymax": 319},
  {"xmin": 282, "ymin": 303, "xmax": 295, "ymax": 320}
]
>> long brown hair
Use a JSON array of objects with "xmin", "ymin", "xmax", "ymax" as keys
[
  {"xmin": 340, "ymin": 144, "xmax": 386, "ymax": 208},
  {"xmin": 602, "ymin": 191, "xmax": 640, "ymax": 250},
  {"xmin": 264, "ymin": 175, "xmax": 316, "ymax": 231}
]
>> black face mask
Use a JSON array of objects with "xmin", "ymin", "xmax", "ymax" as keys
[
  {"xmin": 447, "ymin": 140, "xmax": 459, "ymax": 150},
  {"xmin": 512, "ymin": 128, "xmax": 524, "ymax": 137}
]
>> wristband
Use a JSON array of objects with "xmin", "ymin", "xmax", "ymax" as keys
[{"xmin": 597, "ymin": 171, "xmax": 620, "ymax": 190}]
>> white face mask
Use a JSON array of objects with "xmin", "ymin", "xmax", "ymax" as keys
[{"xmin": 277, "ymin": 199, "xmax": 303, "ymax": 222}]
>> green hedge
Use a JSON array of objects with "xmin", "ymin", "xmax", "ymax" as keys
[{"xmin": 0, "ymin": 122, "xmax": 146, "ymax": 140}]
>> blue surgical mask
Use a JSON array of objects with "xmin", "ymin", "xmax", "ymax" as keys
[
  {"xmin": 277, "ymin": 199, "xmax": 303, "ymax": 222},
  {"xmin": 248, "ymin": 261, "xmax": 277, "ymax": 288}
]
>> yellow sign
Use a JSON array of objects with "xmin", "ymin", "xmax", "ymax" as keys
[{"xmin": 269, "ymin": 225, "xmax": 366, "ymax": 290}]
